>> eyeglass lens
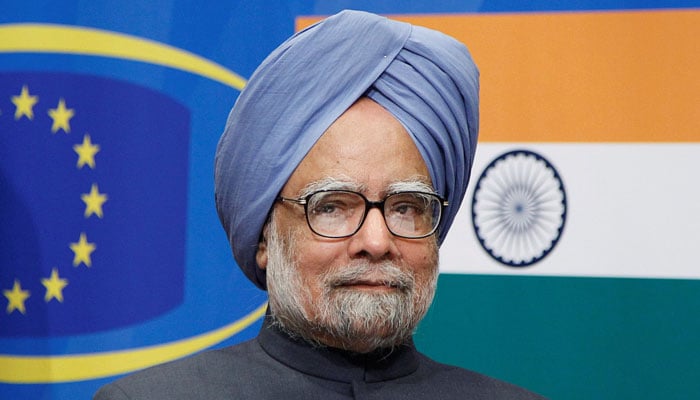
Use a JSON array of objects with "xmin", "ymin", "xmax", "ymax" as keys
[{"xmin": 305, "ymin": 191, "xmax": 441, "ymax": 238}]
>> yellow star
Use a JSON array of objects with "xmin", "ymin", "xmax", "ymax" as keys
[
  {"xmin": 70, "ymin": 232, "xmax": 96, "ymax": 267},
  {"xmin": 81, "ymin": 183, "xmax": 108, "ymax": 218},
  {"xmin": 48, "ymin": 98, "xmax": 75, "ymax": 134},
  {"xmin": 73, "ymin": 134, "xmax": 100, "ymax": 169},
  {"xmin": 4, "ymin": 280, "xmax": 30, "ymax": 315},
  {"xmin": 41, "ymin": 268, "xmax": 69, "ymax": 303},
  {"xmin": 11, "ymin": 85, "xmax": 39, "ymax": 120}
]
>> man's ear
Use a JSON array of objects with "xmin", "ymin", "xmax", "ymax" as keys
[{"xmin": 256, "ymin": 223, "xmax": 269, "ymax": 270}]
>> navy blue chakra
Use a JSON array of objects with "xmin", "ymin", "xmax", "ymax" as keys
[{"xmin": 471, "ymin": 149, "xmax": 567, "ymax": 267}]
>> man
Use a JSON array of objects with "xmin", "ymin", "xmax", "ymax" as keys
[{"xmin": 95, "ymin": 10, "xmax": 545, "ymax": 399}]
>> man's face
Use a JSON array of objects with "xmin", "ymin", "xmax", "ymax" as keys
[{"xmin": 257, "ymin": 98, "xmax": 439, "ymax": 353}]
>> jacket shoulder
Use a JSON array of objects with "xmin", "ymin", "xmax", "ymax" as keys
[
  {"xmin": 94, "ymin": 340, "xmax": 268, "ymax": 400},
  {"xmin": 412, "ymin": 354, "xmax": 547, "ymax": 399}
]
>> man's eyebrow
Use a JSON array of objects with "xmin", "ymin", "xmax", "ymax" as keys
[
  {"xmin": 387, "ymin": 179, "xmax": 436, "ymax": 195},
  {"xmin": 299, "ymin": 177, "xmax": 365, "ymax": 197}
]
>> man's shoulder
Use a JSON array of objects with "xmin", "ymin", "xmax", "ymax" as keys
[
  {"xmin": 413, "ymin": 353, "xmax": 547, "ymax": 399},
  {"xmin": 93, "ymin": 339, "xmax": 267, "ymax": 400}
]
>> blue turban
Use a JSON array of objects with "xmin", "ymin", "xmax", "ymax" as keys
[{"xmin": 215, "ymin": 10, "xmax": 479, "ymax": 289}]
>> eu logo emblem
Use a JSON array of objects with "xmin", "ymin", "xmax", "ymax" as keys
[{"xmin": 0, "ymin": 72, "xmax": 188, "ymax": 337}]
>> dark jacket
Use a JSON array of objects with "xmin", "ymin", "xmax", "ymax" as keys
[{"xmin": 94, "ymin": 317, "xmax": 545, "ymax": 399}]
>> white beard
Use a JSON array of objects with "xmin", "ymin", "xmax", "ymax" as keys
[{"xmin": 264, "ymin": 216, "xmax": 439, "ymax": 353}]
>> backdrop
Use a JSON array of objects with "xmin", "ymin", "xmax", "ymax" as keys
[{"xmin": 1, "ymin": 1, "xmax": 698, "ymax": 399}]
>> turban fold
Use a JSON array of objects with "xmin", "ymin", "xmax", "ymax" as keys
[{"xmin": 215, "ymin": 10, "xmax": 479, "ymax": 289}]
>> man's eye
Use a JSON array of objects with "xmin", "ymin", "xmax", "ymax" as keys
[
  {"xmin": 314, "ymin": 202, "xmax": 341, "ymax": 215},
  {"xmin": 310, "ymin": 197, "xmax": 354, "ymax": 216},
  {"xmin": 393, "ymin": 202, "xmax": 425, "ymax": 216}
]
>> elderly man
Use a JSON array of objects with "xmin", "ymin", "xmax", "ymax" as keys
[{"xmin": 95, "ymin": 10, "xmax": 545, "ymax": 400}]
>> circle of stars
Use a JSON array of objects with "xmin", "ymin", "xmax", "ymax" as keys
[{"xmin": 2, "ymin": 84, "xmax": 107, "ymax": 315}]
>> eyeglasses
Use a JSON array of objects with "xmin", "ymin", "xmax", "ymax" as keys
[{"xmin": 277, "ymin": 190, "xmax": 448, "ymax": 239}]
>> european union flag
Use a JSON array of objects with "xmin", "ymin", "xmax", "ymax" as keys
[{"xmin": 0, "ymin": 72, "xmax": 188, "ymax": 336}]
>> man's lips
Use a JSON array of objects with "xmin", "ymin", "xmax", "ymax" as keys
[
  {"xmin": 334, "ymin": 279, "xmax": 403, "ymax": 290},
  {"xmin": 327, "ymin": 266, "xmax": 413, "ymax": 291}
]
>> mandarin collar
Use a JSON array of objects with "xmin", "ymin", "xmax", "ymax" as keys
[{"xmin": 256, "ymin": 315, "xmax": 420, "ymax": 383}]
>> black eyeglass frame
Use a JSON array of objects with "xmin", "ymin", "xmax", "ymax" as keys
[{"xmin": 276, "ymin": 189, "xmax": 448, "ymax": 239}]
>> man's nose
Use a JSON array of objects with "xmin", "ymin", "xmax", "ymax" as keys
[{"xmin": 348, "ymin": 208, "xmax": 396, "ymax": 260}]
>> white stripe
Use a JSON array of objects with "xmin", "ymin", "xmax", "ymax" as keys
[{"xmin": 440, "ymin": 143, "xmax": 700, "ymax": 280}]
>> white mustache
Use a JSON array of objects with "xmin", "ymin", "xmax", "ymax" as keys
[{"xmin": 324, "ymin": 262, "xmax": 414, "ymax": 291}]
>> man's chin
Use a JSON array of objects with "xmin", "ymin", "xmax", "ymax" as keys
[{"xmin": 309, "ymin": 314, "xmax": 416, "ymax": 353}]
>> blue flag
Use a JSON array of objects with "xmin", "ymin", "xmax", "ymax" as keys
[{"xmin": 1, "ymin": 72, "xmax": 188, "ymax": 336}]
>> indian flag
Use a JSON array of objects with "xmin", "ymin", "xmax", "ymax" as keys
[{"xmin": 394, "ymin": 9, "xmax": 699, "ymax": 399}]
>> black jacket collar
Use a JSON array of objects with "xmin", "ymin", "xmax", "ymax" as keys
[{"xmin": 256, "ymin": 315, "xmax": 420, "ymax": 383}]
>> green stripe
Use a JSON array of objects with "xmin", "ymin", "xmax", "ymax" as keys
[{"xmin": 415, "ymin": 274, "xmax": 700, "ymax": 399}]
